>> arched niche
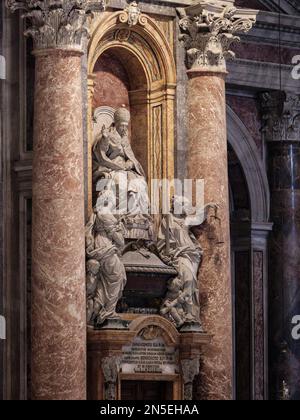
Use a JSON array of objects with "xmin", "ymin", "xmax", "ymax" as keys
[{"xmin": 87, "ymin": 10, "xmax": 176, "ymax": 210}]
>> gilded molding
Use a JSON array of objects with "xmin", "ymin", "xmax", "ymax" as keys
[
  {"xmin": 6, "ymin": 0, "xmax": 105, "ymax": 53},
  {"xmin": 177, "ymin": 1, "xmax": 256, "ymax": 72}
]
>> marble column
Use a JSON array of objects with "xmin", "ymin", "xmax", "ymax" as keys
[
  {"xmin": 178, "ymin": 1, "xmax": 256, "ymax": 400},
  {"xmin": 6, "ymin": 0, "xmax": 103, "ymax": 400},
  {"xmin": 32, "ymin": 49, "xmax": 87, "ymax": 401},
  {"xmin": 261, "ymin": 92, "xmax": 300, "ymax": 400}
]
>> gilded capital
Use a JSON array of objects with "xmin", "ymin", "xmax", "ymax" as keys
[
  {"xmin": 6, "ymin": 0, "xmax": 105, "ymax": 53},
  {"xmin": 177, "ymin": 1, "xmax": 257, "ymax": 72}
]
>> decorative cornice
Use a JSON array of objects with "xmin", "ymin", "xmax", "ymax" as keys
[
  {"xmin": 6, "ymin": 0, "xmax": 105, "ymax": 53},
  {"xmin": 261, "ymin": 91, "xmax": 300, "ymax": 142},
  {"xmin": 119, "ymin": 1, "xmax": 147, "ymax": 27},
  {"xmin": 177, "ymin": 1, "xmax": 257, "ymax": 72}
]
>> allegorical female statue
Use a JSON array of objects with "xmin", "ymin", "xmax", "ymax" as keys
[
  {"xmin": 158, "ymin": 196, "xmax": 218, "ymax": 331},
  {"xmin": 85, "ymin": 188, "xmax": 127, "ymax": 327}
]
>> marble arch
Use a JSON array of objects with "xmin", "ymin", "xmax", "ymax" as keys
[
  {"xmin": 227, "ymin": 105, "xmax": 271, "ymax": 400},
  {"xmin": 227, "ymin": 105, "xmax": 270, "ymax": 223}
]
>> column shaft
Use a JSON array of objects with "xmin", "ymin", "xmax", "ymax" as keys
[
  {"xmin": 268, "ymin": 141, "xmax": 300, "ymax": 400},
  {"xmin": 31, "ymin": 51, "xmax": 86, "ymax": 400},
  {"xmin": 187, "ymin": 72, "xmax": 232, "ymax": 400},
  {"xmin": 178, "ymin": 2, "xmax": 256, "ymax": 399}
]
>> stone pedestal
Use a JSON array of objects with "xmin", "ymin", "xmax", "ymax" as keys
[
  {"xmin": 262, "ymin": 92, "xmax": 300, "ymax": 400},
  {"xmin": 178, "ymin": 2, "xmax": 256, "ymax": 400}
]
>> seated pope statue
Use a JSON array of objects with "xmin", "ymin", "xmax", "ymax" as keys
[
  {"xmin": 92, "ymin": 106, "xmax": 149, "ymax": 215},
  {"xmin": 92, "ymin": 106, "xmax": 145, "ymax": 179}
]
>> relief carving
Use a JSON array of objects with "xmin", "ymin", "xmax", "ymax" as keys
[
  {"xmin": 139, "ymin": 326, "xmax": 162, "ymax": 341},
  {"xmin": 119, "ymin": 1, "xmax": 147, "ymax": 27}
]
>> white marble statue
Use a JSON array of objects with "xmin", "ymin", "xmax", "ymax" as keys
[
  {"xmin": 92, "ymin": 106, "xmax": 150, "ymax": 216},
  {"xmin": 85, "ymin": 189, "xmax": 127, "ymax": 326},
  {"xmin": 86, "ymin": 107, "xmax": 157, "ymax": 327},
  {"xmin": 158, "ymin": 196, "xmax": 218, "ymax": 330}
]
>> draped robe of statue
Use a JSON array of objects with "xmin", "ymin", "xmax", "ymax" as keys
[
  {"xmin": 158, "ymin": 214, "xmax": 202, "ymax": 328},
  {"xmin": 158, "ymin": 198, "xmax": 218, "ymax": 329},
  {"xmin": 86, "ymin": 107, "xmax": 153, "ymax": 326},
  {"xmin": 92, "ymin": 125, "xmax": 145, "ymax": 180},
  {"xmin": 92, "ymin": 124, "xmax": 149, "ymax": 215},
  {"xmin": 85, "ymin": 194, "xmax": 127, "ymax": 325}
]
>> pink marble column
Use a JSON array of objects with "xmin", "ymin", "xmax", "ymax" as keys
[
  {"xmin": 31, "ymin": 50, "xmax": 86, "ymax": 400},
  {"xmin": 187, "ymin": 71, "xmax": 232, "ymax": 400},
  {"xmin": 5, "ymin": 0, "xmax": 106, "ymax": 400},
  {"xmin": 178, "ymin": 2, "xmax": 256, "ymax": 400}
]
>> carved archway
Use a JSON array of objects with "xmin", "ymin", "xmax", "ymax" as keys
[
  {"xmin": 227, "ymin": 105, "xmax": 270, "ymax": 223},
  {"xmin": 227, "ymin": 105, "xmax": 271, "ymax": 400},
  {"xmin": 87, "ymin": 10, "xmax": 176, "ymax": 210}
]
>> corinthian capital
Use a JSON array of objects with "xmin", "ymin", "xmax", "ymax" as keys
[
  {"xmin": 6, "ymin": 0, "xmax": 105, "ymax": 53},
  {"xmin": 177, "ymin": 1, "xmax": 256, "ymax": 72},
  {"xmin": 261, "ymin": 92, "xmax": 300, "ymax": 142}
]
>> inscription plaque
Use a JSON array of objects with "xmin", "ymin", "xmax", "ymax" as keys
[{"xmin": 122, "ymin": 335, "xmax": 179, "ymax": 374}]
